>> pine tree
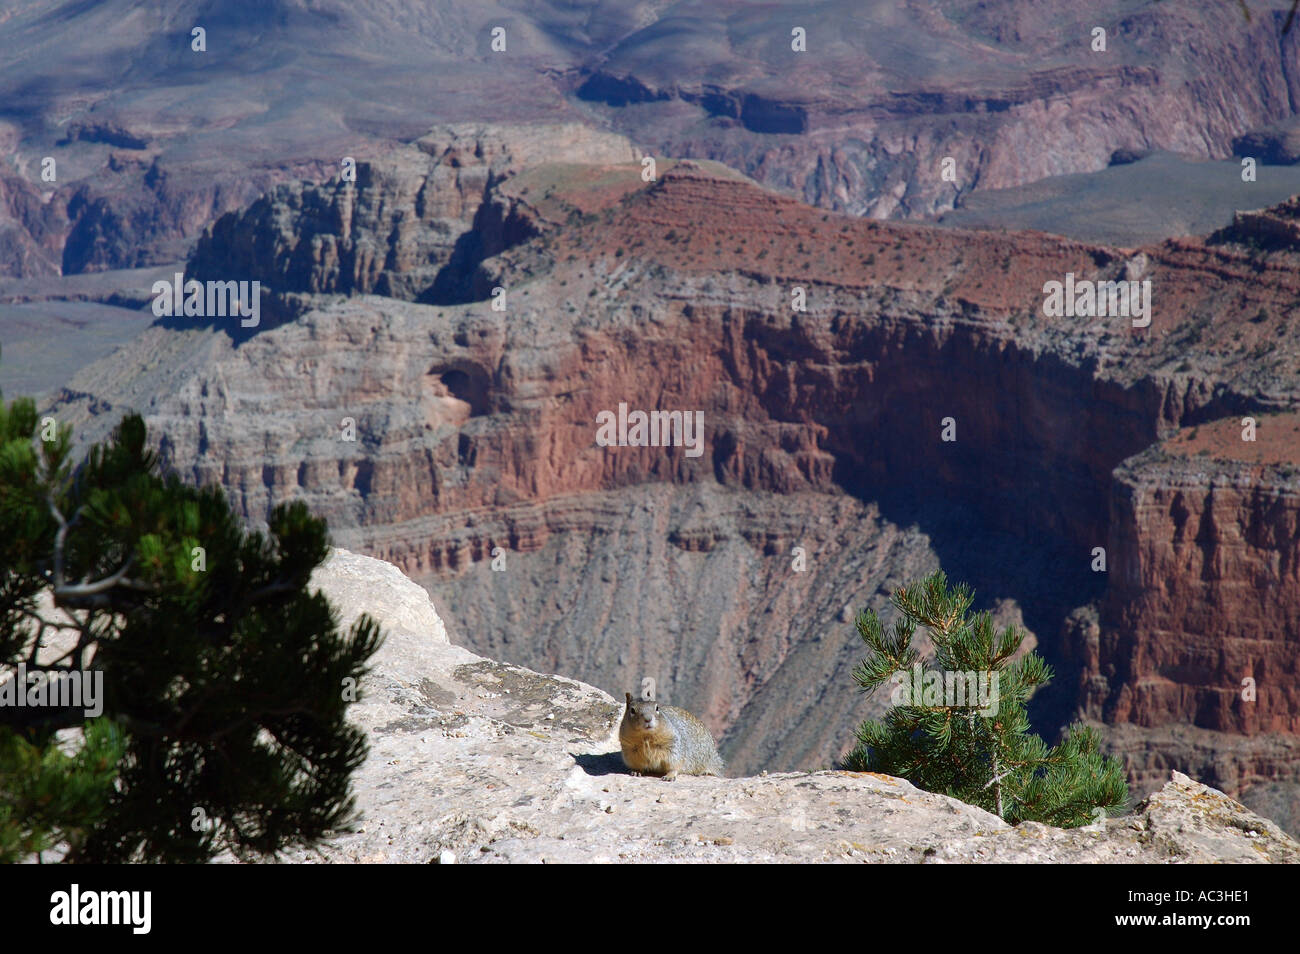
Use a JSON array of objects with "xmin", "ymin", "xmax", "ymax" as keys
[
  {"xmin": 0, "ymin": 380, "xmax": 383, "ymax": 862},
  {"xmin": 843, "ymin": 571, "xmax": 1128, "ymax": 828}
]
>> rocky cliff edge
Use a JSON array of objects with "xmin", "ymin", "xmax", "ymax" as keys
[{"xmin": 294, "ymin": 548, "xmax": 1299, "ymax": 864}]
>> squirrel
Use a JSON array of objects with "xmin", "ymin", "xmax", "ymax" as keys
[{"xmin": 619, "ymin": 690, "xmax": 724, "ymax": 781}]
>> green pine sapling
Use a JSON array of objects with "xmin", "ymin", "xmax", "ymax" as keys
[{"xmin": 844, "ymin": 571, "xmax": 1128, "ymax": 828}]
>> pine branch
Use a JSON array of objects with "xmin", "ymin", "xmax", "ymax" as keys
[{"xmin": 847, "ymin": 569, "xmax": 1129, "ymax": 828}]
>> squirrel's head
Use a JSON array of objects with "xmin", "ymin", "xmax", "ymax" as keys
[{"xmin": 624, "ymin": 692, "xmax": 661, "ymax": 730}]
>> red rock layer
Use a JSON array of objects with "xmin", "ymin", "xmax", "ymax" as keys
[{"xmin": 1087, "ymin": 415, "xmax": 1300, "ymax": 742}]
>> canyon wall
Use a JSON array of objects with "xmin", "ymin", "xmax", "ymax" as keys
[
  {"xmin": 189, "ymin": 124, "xmax": 637, "ymax": 302},
  {"xmin": 484, "ymin": 0, "xmax": 1300, "ymax": 220},
  {"xmin": 49, "ymin": 146, "xmax": 1300, "ymax": 829},
  {"xmin": 1081, "ymin": 415, "xmax": 1300, "ymax": 822}
]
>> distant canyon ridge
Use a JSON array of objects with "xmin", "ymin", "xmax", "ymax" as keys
[{"xmin": 4, "ymin": 0, "xmax": 1300, "ymax": 277}]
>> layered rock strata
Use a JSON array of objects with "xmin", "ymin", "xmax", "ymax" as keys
[{"xmin": 49, "ymin": 152, "xmax": 1300, "ymax": 831}]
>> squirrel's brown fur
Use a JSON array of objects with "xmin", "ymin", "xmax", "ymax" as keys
[{"xmin": 619, "ymin": 692, "xmax": 724, "ymax": 781}]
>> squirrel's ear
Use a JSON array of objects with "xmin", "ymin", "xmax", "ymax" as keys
[{"xmin": 625, "ymin": 692, "xmax": 632, "ymax": 705}]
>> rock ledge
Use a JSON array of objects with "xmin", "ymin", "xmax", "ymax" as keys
[{"xmin": 283, "ymin": 549, "xmax": 1300, "ymax": 864}]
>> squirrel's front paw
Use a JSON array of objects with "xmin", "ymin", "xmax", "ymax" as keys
[{"xmin": 662, "ymin": 771, "xmax": 678, "ymax": 782}]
